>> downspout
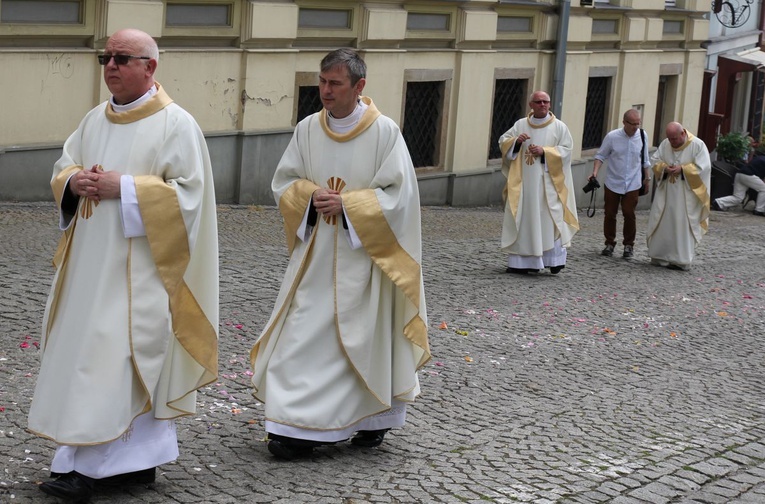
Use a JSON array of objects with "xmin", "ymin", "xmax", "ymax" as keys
[
  {"xmin": 759, "ymin": 0, "xmax": 765, "ymax": 48},
  {"xmin": 552, "ymin": 0, "xmax": 571, "ymax": 118}
]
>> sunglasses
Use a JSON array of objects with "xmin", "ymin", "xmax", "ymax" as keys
[
  {"xmin": 98, "ymin": 54, "xmax": 151, "ymax": 66},
  {"xmin": 532, "ymin": 100, "xmax": 550, "ymax": 104}
]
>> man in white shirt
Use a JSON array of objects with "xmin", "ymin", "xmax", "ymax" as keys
[{"xmin": 590, "ymin": 109, "xmax": 652, "ymax": 259}]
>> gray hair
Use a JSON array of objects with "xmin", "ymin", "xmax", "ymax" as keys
[
  {"xmin": 140, "ymin": 35, "xmax": 159, "ymax": 62},
  {"xmin": 528, "ymin": 90, "xmax": 550, "ymax": 102},
  {"xmin": 320, "ymin": 48, "xmax": 366, "ymax": 85}
]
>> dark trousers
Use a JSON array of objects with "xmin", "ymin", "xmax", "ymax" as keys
[{"xmin": 603, "ymin": 184, "xmax": 639, "ymax": 247}]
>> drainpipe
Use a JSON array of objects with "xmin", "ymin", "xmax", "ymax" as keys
[
  {"xmin": 552, "ymin": 0, "xmax": 571, "ymax": 118},
  {"xmin": 759, "ymin": 0, "xmax": 765, "ymax": 48}
]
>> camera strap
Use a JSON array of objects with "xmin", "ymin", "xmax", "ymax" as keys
[{"xmin": 586, "ymin": 185, "xmax": 598, "ymax": 218}]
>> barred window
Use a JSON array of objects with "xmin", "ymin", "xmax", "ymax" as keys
[
  {"xmin": 296, "ymin": 85, "xmax": 322, "ymax": 124},
  {"xmin": 582, "ymin": 76, "xmax": 610, "ymax": 150},
  {"xmin": 489, "ymin": 79, "xmax": 526, "ymax": 160},
  {"xmin": 403, "ymin": 81, "xmax": 444, "ymax": 168}
]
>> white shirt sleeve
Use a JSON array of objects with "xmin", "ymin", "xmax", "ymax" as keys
[
  {"xmin": 297, "ymin": 203, "xmax": 313, "ymax": 242},
  {"xmin": 120, "ymin": 175, "xmax": 146, "ymax": 238},
  {"xmin": 343, "ymin": 204, "xmax": 363, "ymax": 250}
]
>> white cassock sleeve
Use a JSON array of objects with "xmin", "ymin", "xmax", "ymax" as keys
[
  {"xmin": 343, "ymin": 205, "xmax": 362, "ymax": 250},
  {"xmin": 295, "ymin": 202, "xmax": 362, "ymax": 250},
  {"xmin": 120, "ymin": 175, "xmax": 146, "ymax": 238}
]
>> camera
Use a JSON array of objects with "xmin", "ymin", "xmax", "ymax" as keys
[{"xmin": 582, "ymin": 177, "xmax": 600, "ymax": 193}]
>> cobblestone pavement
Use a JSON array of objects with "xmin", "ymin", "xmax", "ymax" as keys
[{"xmin": 1, "ymin": 202, "xmax": 765, "ymax": 504}]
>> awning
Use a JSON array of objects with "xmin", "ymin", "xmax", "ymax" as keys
[
  {"xmin": 719, "ymin": 48, "xmax": 765, "ymax": 71},
  {"xmin": 737, "ymin": 48, "xmax": 765, "ymax": 67}
]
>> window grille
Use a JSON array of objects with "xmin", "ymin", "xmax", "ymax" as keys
[
  {"xmin": 489, "ymin": 79, "xmax": 526, "ymax": 160},
  {"xmin": 582, "ymin": 76, "xmax": 609, "ymax": 150},
  {"xmin": 296, "ymin": 86, "xmax": 322, "ymax": 123},
  {"xmin": 403, "ymin": 81, "xmax": 443, "ymax": 168}
]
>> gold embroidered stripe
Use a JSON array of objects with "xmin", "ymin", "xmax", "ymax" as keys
[
  {"xmin": 134, "ymin": 175, "xmax": 217, "ymax": 375},
  {"xmin": 500, "ymin": 137, "xmax": 522, "ymax": 215},
  {"xmin": 682, "ymin": 163, "xmax": 710, "ymax": 232},
  {"xmin": 342, "ymin": 189, "xmax": 429, "ymax": 353},
  {"xmin": 319, "ymin": 96, "xmax": 381, "ymax": 142},
  {"xmin": 545, "ymin": 147, "xmax": 580, "ymax": 230},
  {"xmin": 105, "ymin": 82, "xmax": 173, "ymax": 124},
  {"xmin": 279, "ymin": 179, "xmax": 319, "ymax": 254}
]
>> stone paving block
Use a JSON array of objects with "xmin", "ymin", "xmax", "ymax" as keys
[
  {"xmin": 610, "ymin": 497, "xmax": 650, "ymax": 504},
  {"xmin": 688, "ymin": 458, "xmax": 740, "ymax": 478},
  {"xmin": 736, "ymin": 443, "xmax": 765, "ymax": 459},
  {"xmin": 674, "ymin": 469, "xmax": 712, "ymax": 486},
  {"xmin": 724, "ymin": 451, "xmax": 757, "ymax": 466},
  {"xmin": 628, "ymin": 485, "xmax": 672, "ymax": 503},
  {"xmin": 3, "ymin": 205, "xmax": 765, "ymax": 503},
  {"xmin": 683, "ymin": 492, "xmax": 731, "ymax": 504},
  {"xmin": 657, "ymin": 474, "xmax": 702, "ymax": 492}
]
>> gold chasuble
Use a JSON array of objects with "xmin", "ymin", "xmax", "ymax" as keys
[
  {"xmin": 250, "ymin": 97, "xmax": 430, "ymax": 436},
  {"xmin": 28, "ymin": 84, "xmax": 219, "ymax": 445},
  {"xmin": 498, "ymin": 113, "xmax": 579, "ymax": 256},
  {"xmin": 646, "ymin": 132, "xmax": 711, "ymax": 267}
]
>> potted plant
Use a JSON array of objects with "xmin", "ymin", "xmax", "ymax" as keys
[{"xmin": 715, "ymin": 131, "xmax": 751, "ymax": 163}]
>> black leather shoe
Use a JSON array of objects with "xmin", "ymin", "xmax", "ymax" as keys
[
  {"xmin": 39, "ymin": 471, "xmax": 94, "ymax": 501},
  {"xmin": 505, "ymin": 267, "xmax": 539, "ymax": 275},
  {"xmin": 97, "ymin": 467, "xmax": 156, "ymax": 487},
  {"xmin": 711, "ymin": 200, "xmax": 723, "ymax": 211},
  {"xmin": 351, "ymin": 429, "xmax": 389, "ymax": 448},
  {"xmin": 267, "ymin": 439, "xmax": 313, "ymax": 460},
  {"xmin": 550, "ymin": 265, "xmax": 564, "ymax": 274},
  {"xmin": 754, "ymin": 210, "xmax": 765, "ymax": 216}
]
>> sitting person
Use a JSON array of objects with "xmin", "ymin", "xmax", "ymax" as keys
[{"xmin": 713, "ymin": 152, "xmax": 765, "ymax": 216}]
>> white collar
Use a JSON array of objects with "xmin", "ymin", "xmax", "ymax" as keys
[
  {"xmin": 110, "ymin": 85, "xmax": 158, "ymax": 112},
  {"xmin": 327, "ymin": 101, "xmax": 367, "ymax": 133}
]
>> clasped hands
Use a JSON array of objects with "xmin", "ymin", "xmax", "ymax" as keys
[
  {"xmin": 516, "ymin": 133, "xmax": 544, "ymax": 157},
  {"xmin": 312, "ymin": 188, "xmax": 343, "ymax": 217},
  {"xmin": 69, "ymin": 165, "xmax": 121, "ymax": 201},
  {"xmin": 664, "ymin": 164, "xmax": 682, "ymax": 176}
]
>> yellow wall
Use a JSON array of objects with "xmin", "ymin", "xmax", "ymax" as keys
[
  {"xmin": 0, "ymin": 0, "xmax": 710, "ymax": 174},
  {"xmin": 0, "ymin": 51, "xmax": 99, "ymax": 145}
]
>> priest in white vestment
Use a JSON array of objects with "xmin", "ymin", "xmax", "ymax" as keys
[
  {"xmin": 647, "ymin": 122, "xmax": 711, "ymax": 270},
  {"xmin": 250, "ymin": 48, "xmax": 430, "ymax": 460},
  {"xmin": 498, "ymin": 91, "xmax": 579, "ymax": 275},
  {"xmin": 27, "ymin": 29, "xmax": 218, "ymax": 501}
]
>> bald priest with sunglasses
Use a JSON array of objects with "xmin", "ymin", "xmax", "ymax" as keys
[
  {"xmin": 27, "ymin": 28, "xmax": 218, "ymax": 501},
  {"xmin": 498, "ymin": 90, "xmax": 579, "ymax": 275}
]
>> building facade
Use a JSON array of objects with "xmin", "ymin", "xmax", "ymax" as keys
[
  {"xmin": 697, "ymin": 0, "xmax": 764, "ymax": 151},
  {"xmin": 0, "ymin": 0, "xmax": 709, "ymax": 206}
]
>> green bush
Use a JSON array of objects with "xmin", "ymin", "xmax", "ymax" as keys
[{"xmin": 715, "ymin": 131, "xmax": 751, "ymax": 162}]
